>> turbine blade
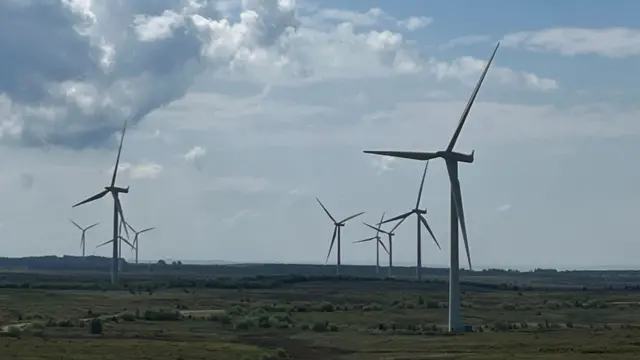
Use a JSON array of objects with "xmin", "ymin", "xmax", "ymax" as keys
[
  {"xmin": 70, "ymin": 219, "xmax": 83, "ymax": 230},
  {"xmin": 118, "ymin": 236, "xmax": 135, "ymax": 249},
  {"xmin": 353, "ymin": 236, "xmax": 377, "ymax": 243},
  {"xmin": 390, "ymin": 214, "xmax": 409, "ymax": 233},
  {"xmin": 363, "ymin": 222, "xmax": 389, "ymax": 235},
  {"xmin": 325, "ymin": 226, "xmax": 337, "ymax": 264},
  {"xmin": 376, "ymin": 212, "xmax": 385, "ymax": 238},
  {"xmin": 378, "ymin": 238, "xmax": 390, "ymax": 255},
  {"xmin": 96, "ymin": 239, "xmax": 113, "ymax": 248},
  {"xmin": 111, "ymin": 120, "xmax": 128, "ymax": 187},
  {"xmin": 415, "ymin": 161, "xmax": 429, "ymax": 209},
  {"xmin": 339, "ymin": 211, "xmax": 365, "ymax": 224},
  {"xmin": 446, "ymin": 43, "xmax": 499, "ymax": 152},
  {"xmin": 114, "ymin": 195, "xmax": 130, "ymax": 239},
  {"xmin": 419, "ymin": 214, "xmax": 441, "ymax": 250},
  {"xmin": 316, "ymin": 197, "xmax": 336, "ymax": 223},
  {"xmin": 124, "ymin": 219, "xmax": 136, "ymax": 233},
  {"xmin": 72, "ymin": 190, "xmax": 109, "ymax": 208},
  {"xmin": 363, "ymin": 150, "xmax": 440, "ymax": 161},
  {"xmin": 139, "ymin": 227, "xmax": 155, "ymax": 234},
  {"xmin": 446, "ymin": 162, "xmax": 472, "ymax": 270},
  {"xmin": 85, "ymin": 222, "xmax": 99, "ymax": 231},
  {"xmin": 380, "ymin": 211, "xmax": 412, "ymax": 225}
]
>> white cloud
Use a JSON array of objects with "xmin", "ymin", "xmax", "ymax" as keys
[
  {"xmin": 184, "ymin": 146, "xmax": 207, "ymax": 162},
  {"xmin": 496, "ymin": 204, "xmax": 512, "ymax": 212},
  {"xmin": 110, "ymin": 162, "xmax": 163, "ymax": 180},
  {"xmin": 430, "ymin": 56, "xmax": 558, "ymax": 91},
  {"xmin": 441, "ymin": 34, "xmax": 492, "ymax": 49},
  {"xmin": 370, "ymin": 156, "xmax": 397, "ymax": 175},
  {"xmin": 502, "ymin": 27, "xmax": 640, "ymax": 57},
  {"xmin": 397, "ymin": 16, "xmax": 432, "ymax": 32}
]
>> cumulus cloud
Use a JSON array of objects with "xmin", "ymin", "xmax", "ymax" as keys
[
  {"xmin": 502, "ymin": 27, "xmax": 640, "ymax": 58},
  {"xmin": 430, "ymin": 56, "xmax": 558, "ymax": 91},
  {"xmin": 111, "ymin": 162, "xmax": 163, "ymax": 180},
  {"xmin": 397, "ymin": 16, "xmax": 432, "ymax": 32},
  {"xmin": 0, "ymin": 0, "xmax": 557, "ymax": 151},
  {"xmin": 184, "ymin": 145, "xmax": 206, "ymax": 161}
]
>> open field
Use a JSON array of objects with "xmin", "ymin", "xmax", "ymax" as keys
[{"xmin": 2, "ymin": 266, "xmax": 640, "ymax": 359}]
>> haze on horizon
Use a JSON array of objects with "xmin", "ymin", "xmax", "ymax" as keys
[{"xmin": 1, "ymin": 0, "xmax": 639, "ymax": 270}]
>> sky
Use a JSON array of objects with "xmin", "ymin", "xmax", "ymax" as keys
[{"xmin": 1, "ymin": 0, "xmax": 640, "ymax": 270}]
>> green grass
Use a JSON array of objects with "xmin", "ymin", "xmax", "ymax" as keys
[{"xmin": 2, "ymin": 271, "xmax": 640, "ymax": 359}]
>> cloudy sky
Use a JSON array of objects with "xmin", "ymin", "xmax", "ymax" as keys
[{"xmin": 1, "ymin": 0, "xmax": 639, "ymax": 269}]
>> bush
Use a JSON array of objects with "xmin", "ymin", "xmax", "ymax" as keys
[
  {"xmin": 312, "ymin": 321, "xmax": 328, "ymax": 332},
  {"xmin": 90, "ymin": 318, "xmax": 103, "ymax": 335},
  {"xmin": 120, "ymin": 313, "xmax": 136, "ymax": 322},
  {"xmin": 318, "ymin": 302, "xmax": 334, "ymax": 312}
]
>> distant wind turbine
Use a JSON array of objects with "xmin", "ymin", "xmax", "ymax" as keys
[
  {"xmin": 125, "ymin": 220, "xmax": 156, "ymax": 264},
  {"xmin": 69, "ymin": 220, "xmax": 99, "ymax": 257},
  {"xmin": 378, "ymin": 161, "xmax": 441, "ymax": 281},
  {"xmin": 362, "ymin": 220, "xmax": 403, "ymax": 278},
  {"xmin": 364, "ymin": 43, "xmax": 500, "ymax": 332},
  {"xmin": 316, "ymin": 197, "xmax": 364, "ymax": 276},
  {"xmin": 72, "ymin": 121, "xmax": 131, "ymax": 285},
  {"xmin": 353, "ymin": 212, "xmax": 388, "ymax": 275},
  {"xmin": 97, "ymin": 236, "xmax": 135, "ymax": 259}
]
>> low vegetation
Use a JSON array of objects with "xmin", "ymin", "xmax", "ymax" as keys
[{"xmin": 2, "ymin": 266, "xmax": 640, "ymax": 359}]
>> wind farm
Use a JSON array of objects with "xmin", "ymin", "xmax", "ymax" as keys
[{"xmin": 2, "ymin": 2, "xmax": 639, "ymax": 358}]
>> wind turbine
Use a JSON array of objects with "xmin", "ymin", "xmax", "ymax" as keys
[
  {"xmin": 125, "ymin": 220, "xmax": 155, "ymax": 264},
  {"xmin": 72, "ymin": 121, "xmax": 131, "ymax": 285},
  {"xmin": 363, "ymin": 43, "xmax": 500, "ymax": 332},
  {"xmin": 316, "ymin": 197, "xmax": 364, "ymax": 276},
  {"xmin": 353, "ymin": 212, "xmax": 388, "ymax": 275},
  {"xmin": 362, "ymin": 221, "xmax": 403, "ymax": 278},
  {"xmin": 69, "ymin": 220, "xmax": 99, "ymax": 257},
  {"xmin": 378, "ymin": 161, "xmax": 441, "ymax": 281},
  {"xmin": 97, "ymin": 236, "xmax": 135, "ymax": 258}
]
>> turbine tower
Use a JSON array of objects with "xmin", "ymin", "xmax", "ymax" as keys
[
  {"xmin": 353, "ymin": 213, "xmax": 388, "ymax": 275},
  {"xmin": 69, "ymin": 220, "xmax": 99, "ymax": 257},
  {"xmin": 72, "ymin": 121, "xmax": 131, "ymax": 285},
  {"xmin": 378, "ymin": 161, "xmax": 440, "ymax": 280},
  {"xmin": 362, "ymin": 221, "xmax": 402, "ymax": 278},
  {"xmin": 316, "ymin": 197, "xmax": 364, "ymax": 276},
  {"xmin": 125, "ymin": 220, "xmax": 155, "ymax": 264},
  {"xmin": 363, "ymin": 43, "xmax": 500, "ymax": 332}
]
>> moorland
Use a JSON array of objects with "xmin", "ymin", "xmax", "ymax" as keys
[{"xmin": 2, "ymin": 256, "xmax": 640, "ymax": 359}]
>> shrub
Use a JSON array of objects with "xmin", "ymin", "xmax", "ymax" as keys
[
  {"xmin": 318, "ymin": 302, "xmax": 334, "ymax": 312},
  {"xmin": 120, "ymin": 313, "xmax": 136, "ymax": 322},
  {"xmin": 312, "ymin": 321, "xmax": 328, "ymax": 332}
]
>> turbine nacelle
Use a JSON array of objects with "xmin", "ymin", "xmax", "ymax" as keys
[
  {"xmin": 105, "ymin": 186, "xmax": 129, "ymax": 193},
  {"xmin": 438, "ymin": 150, "xmax": 474, "ymax": 164}
]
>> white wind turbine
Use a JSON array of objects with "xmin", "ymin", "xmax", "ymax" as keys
[
  {"xmin": 352, "ymin": 212, "xmax": 388, "ymax": 275},
  {"xmin": 364, "ymin": 43, "xmax": 500, "ymax": 332},
  {"xmin": 125, "ymin": 220, "xmax": 156, "ymax": 264},
  {"xmin": 72, "ymin": 121, "xmax": 131, "ymax": 285},
  {"xmin": 69, "ymin": 220, "xmax": 99, "ymax": 257}
]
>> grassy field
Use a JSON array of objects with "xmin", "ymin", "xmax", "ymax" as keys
[{"xmin": 2, "ymin": 270, "xmax": 640, "ymax": 359}]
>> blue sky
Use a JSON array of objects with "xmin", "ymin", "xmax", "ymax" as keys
[{"xmin": 0, "ymin": 0, "xmax": 639, "ymax": 270}]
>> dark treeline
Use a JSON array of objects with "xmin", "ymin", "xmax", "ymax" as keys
[{"xmin": 1, "ymin": 256, "xmax": 640, "ymax": 290}]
